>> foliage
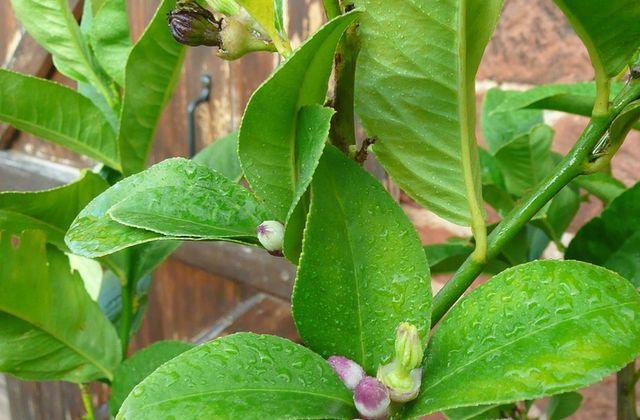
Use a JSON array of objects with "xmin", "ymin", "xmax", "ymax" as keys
[{"xmin": 1, "ymin": 0, "xmax": 640, "ymax": 419}]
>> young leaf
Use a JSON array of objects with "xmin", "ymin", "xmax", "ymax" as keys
[
  {"xmin": 405, "ymin": 260, "xmax": 640, "ymax": 418},
  {"xmin": 481, "ymin": 88, "xmax": 543, "ymax": 154},
  {"xmin": 238, "ymin": 11, "xmax": 360, "ymax": 221},
  {"xmin": 574, "ymin": 172, "xmax": 626, "ymax": 205},
  {"xmin": 0, "ymin": 70, "xmax": 119, "ymax": 169},
  {"xmin": 0, "ymin": 230, "xmax": 121, "ymax": 382},
  {"xmin": 90, "ymin": 0, "xmax": 131, "ymax": 86},
  {"xmin": 292, "ymin": 147, "xmax": 431, "ymax": 373},
  {"xmin": 110, "ymin": 340, "xmax": 194, "ymax": 415},
  {"xmin": 546, "ymin": 392, "xmax": 583, "ymax": 420},
  {"xmin": 0, "ymin": 170, "xmax": 109, "ymax": 241},
  {"xmin": 354, "ymin": 0, "xmax": 503, "ymax": 238},
  {"xmin": 10, "ymin": 0, "xmax": 105, "ymax": 88},
  {"xmin": 117, "ymin": 0, "xmax": 186, "ymax": 175},
  {"xmin": 66, "ymin": 158, "xmax": 265, "ymax": 258},
  {"xmin": 117, "ymin": 333, "xmax": 356, "ymax": 419},
  {"xmin": 493, "ymin": 124, "xmax": 556, "ymax": 196},
  {"xmin": 566, "ymin": 182, "xmax": 640, "ymax": 287},
  {"xmin": 532, "ymin": 185, "xmax": 580, "ymax": 245},
  {"xmin": 193, "ymin": 131, "xmax": 243, "ymax": 182},
  {"xmin": 553, "ymin": 1, "xmax": 640, "ymax": 78},
  {"xmin": 235, "ymin": 0, "xmax": 291, "ymax": 55}
]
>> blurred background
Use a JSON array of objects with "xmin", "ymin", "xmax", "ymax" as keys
[{"xmin": 1, "ymin": 0, "xmax": 638, "ymax": 418}]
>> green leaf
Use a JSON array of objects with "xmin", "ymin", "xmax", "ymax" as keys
[
  {"xmin": 354, "ymin": 0, "xmax": 503, "ymax": 229},
  {"xmin": 566, "ymin": 182, "xmax": 640, "ymax": 288},
  {"xmin": 493, "ymin": 82, "xmax": 625, "ymax": 117},
  {"xmin": 0, "ymin": 170, "xmax": 109, "ymax": 239},
  {"xmin": 90, "ymin": 0, "xmax": 131, "ymax": 86},
  {"xmin": 424, "ymin": 242, "xmax": 509, "ymax": 275},
  {"xmin": 532, "ymin": 185, "xmax": 580, "ymax": 244},
  {"xmin": 10, "ymin": 0, "xmax": 105, "ymax": 87},
  {"xmin": 66, "ymin": 158, "xmax": 262, "ymax": 258},
  {"xmin": 282, "ymin": 104, "xmax": 334, "ymax": 262},
  {"xmin": 0, "ymin": 70, "xmax": 119, "ymax": 169},
  {"xmin": 553, "ymin": 0, "xmax": 640, "ymax": 78},
  {"xmin": 0, "ymin": 230, "xmax": 121, "ymax": 382},
  {"xmin": 292, "ymin": 147, "xmax": 431, "ymax": 373},
  {"xmin": 193, "ymin": 131, "xmax": 243, "ymax": 182},
  {"xmin": 236, "ymin": 0, "xmax": 291, "ymax": 55},
  {"xmin": 117, "ymin": 0, "xmax": 186, "ymax": 175},
  {"xmin": 110, "ymin": 340, "xmax": 194, "ymax": 416},
  {"xmin": 238, "ymin": 11, "xmax": 360, "ymax": 221},
  {"xmin": 481, "ymin": 88, "xmax": 544, "ymax": 154},
  {"xmin": 546, "ymin": 392, "xmax": 583, "ymax": 420},
  {"xmin": 445, "ymin": 404, "xmax": 513, "ymax": 420},
  {"xmin": 575, "ymin": 172, "xmax": 626, "ymax": 205},
  {"xmin": 405, "ymin": 260, "xmax": 640, "ymax": 417},
  {"xmin": 493, "ymin": 124, "xmax": 556, "ymax": 196},
  {"xmin": 117, "ymin": 333, "xmax": 356, "ymax": 419},
  {"xmin": 0, "ymin": 210, "xmax": 67, "ymax": 250}
]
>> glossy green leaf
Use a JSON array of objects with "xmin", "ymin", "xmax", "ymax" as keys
[
  {"xmin": 0, "ymin": 210, "xmax": 66, "ymax": 250},
  {"xmin": 90, "ymin": 0, "xmax": 131, "ymax": 86},
  {"xmin": 481, "ymin": 88, "xmax": 543, "ymax": 154},
  {"xmin": 238, "ymin": 11, "xmax": 359, "ymax": 221},
  {"xmin": 354, "ymin": 0, "xmax": 503, "ymax": 227},
  {"xmin": 292, "ymin": 147, "xmax": 431, "ymax": 373},
  {"xmin": 236, "ymin": 0, "xmax": 291, "ymax": 55},
  {"xmin": 546, "ymin": 392, "xmax": 583, "ymax": 420},
  {"xmin": 493, "ymin": 124, "xmax": 555, "ymax": 196},
  {"xmin": 66, "ymin": 159, "xmax": 258, "ymax": 257},
  {"xmin": 0, "ymin": 70, "xmax": 119, "ymax": 168},
  {"xmin": 10, "ymin": 0, "xmax": 105, "ymax": 87},
  {"xmin": 0, "ymin": 230, "xmax": 121, "ymax": 382},
  {"xmin": 553, "ymin": 0, "xmax": 640, "ymax": 78},
  {"xmin": 566, "ymin": 182, "xmax": 640, "ymax": 287},
  {"xmin": 445, "ymin": 404, "xmax": 513, "ymax": 420},
  {"xmin": 405, "ymin": 260, "xmax": 640, "ymax": 417},
  {"xmin": 117, "ymin": 0, "xmax": 186, "ymax": 175},
  {"xmin": 575, "ymin": 172, "xmax": 626, "ymax": 205},
  {"xmin": 110, "ymin": 340, "xmax": 194, "ymax": 415},
  {"xmin": 282, "ymin": 104, "xmax": 334, "ymax": 262},
  {"xmin": 193, "ymin": 131, "xmax": 242, "ymax": 182},
  {"xmin": 117, "ymin": 333, "xmax": 356, "ymax": 419},
  {"xmin": 493, "ymin": 82, "xmax": 625, "ymax": 117}
]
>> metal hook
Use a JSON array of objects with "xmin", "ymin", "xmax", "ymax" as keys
[{"xmin": 187, "ymin": 74, "xmax": 212, "ymax": 158}]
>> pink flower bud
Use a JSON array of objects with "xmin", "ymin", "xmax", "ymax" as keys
[
  {"xmin": 327, "ymin": 356, "xmax": 365, "ymax": 390},
  {"xmin": 353, "ymin": 377, "xmax": 390, "ymax": 420}
]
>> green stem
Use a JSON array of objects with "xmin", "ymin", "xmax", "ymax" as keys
[
  {"xmin": 79, "ymin": 384, "xmax": 95, "ymax": 420},
  {"xmin": 617, "ymin": 362, "xmax": 637, "ymax": 420},
  {"xmin": 431, "ymin": 80, "xmax": 640, "ymax": 325},
  {"xmin": 322, "ymin": 0, "xmax": 342, "ymax": 19},
  {"xmin": 119, "ymin": 278, "xmax": 134, "ymax": 358},
  {"xmin": 594, "ymin": 71, "xmax": 611, "ymax": 117},
  {"xmin": 329, "ymin": 17, "xmax": 359, "ymax": 154}
]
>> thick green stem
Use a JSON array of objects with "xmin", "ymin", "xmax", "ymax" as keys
[
  {"xmin": 594, "ymin": 71, "xmax": 611, "ymax": 117},
  {"xmin": 329, "ymin": 19, "xmax": 359, "ymax": 154},
  {"xmin": 431, "ymin": 80, "xmax": 640, "ymax": 325},
  {"xmin": 79, "ymin": 384, "xmax": 95, "ymax": 420},
  {"xmin": 119, "ymin": 279, "xmax": 134, "ymax": 358},
  {"xmin": 322, "ymin": 0, "xmax": 342, "ymax": 20},
  {"xmin": 617, "ymin": 363, "xmax": 637, "ymax": 420}
]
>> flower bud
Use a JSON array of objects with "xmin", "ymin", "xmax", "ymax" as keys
[
  {"xmin": 167, "ymin": 1, "xmax": 221, "ymax": 47},
  {"xmin": 353, "ymin": 377, "xmax": 390, "ymax": 420},
  {"xmin": 376, "ymin": 323, "xmax": 424, "ymax": 402},
  {"xmin": 327, "ymin": 356, "xmax": 365, "ymax": 390},
  {"xmin": 256, "ymin": 221, "xmax": 284, "ymax": 256},
  {"xmin": 217, "ymin": 16, "xmax": 277, "ymax": 60}
]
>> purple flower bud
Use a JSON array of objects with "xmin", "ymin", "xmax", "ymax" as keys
[
  {"xmin": 353, "ymin": 377, "xmax": 390, "ymax": 420},
  {"xmin": 327, "ymin": 356, "xmax": 365, "ymax": 390},
  {"xmin": 256, "ymin": 221, "xmax": 285, "ymax": 256},
  {"xmin": 167, "ymin": 1, "xmax": 221, "ymax": 47}
]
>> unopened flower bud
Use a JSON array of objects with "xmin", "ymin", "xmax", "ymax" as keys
[
  {"xmin": 327, "ymin": 356, "xmax": 365, "ymax": 390},
  {"xmin": 376, "ymin": 323, "xmax": 424, "ymax": 402},
  {"xmin": 256, "ymin": 221, "xmax": 284, "ymax": 256},
  {"xmin": 354, "ymin": 377, "xmax": 390, "ymax": 420},
  {"xmin": 167, "ymin": 1, "xmax": 221, "ymax": 47}
]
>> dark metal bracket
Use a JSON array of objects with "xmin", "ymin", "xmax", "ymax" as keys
[{"xmin": 187, "ymin": 74, "xmax": 212, "ymax": 158}]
